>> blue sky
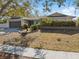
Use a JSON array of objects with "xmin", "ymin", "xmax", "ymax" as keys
[
  {"xmin": 31, "ymin": 0, "xmax": 79, "ymax": 17},
  {"xmin": 20, "ymin": 0, "xmax": 79, "ymax": 17}
]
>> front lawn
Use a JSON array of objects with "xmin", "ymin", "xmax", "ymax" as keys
[
  {"xmin": 27, "ymin": 32, "xmax": 79, "ymax": 52},
  {"xmin": 1, "ymin": 32, "xmax": 79, "ymax": 52}
]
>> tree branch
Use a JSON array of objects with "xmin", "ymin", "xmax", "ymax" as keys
[{"xmin": 0, "ymin": 0, "xmax": 12, "ymax": 15}]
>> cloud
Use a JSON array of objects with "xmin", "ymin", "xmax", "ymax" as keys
[{"xmin": 59, "ymin": 7, "xmax": 76, "ymax": 16}]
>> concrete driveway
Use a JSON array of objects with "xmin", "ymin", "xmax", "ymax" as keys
[{"xmin": 0, "ymin": 45, "xmax": 79, "ymax": 59}]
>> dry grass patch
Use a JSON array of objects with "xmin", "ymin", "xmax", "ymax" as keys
[
  {"xmin": 28, "ymin": 32, "xmax": 79, "ymax": 52},
  {"xmin": 1, "ymin": 32, "xmax": 79, "ymax": 52},
  {"xmin": 0, "ymin": 32, "xmax": 21, "ymax": 44}
]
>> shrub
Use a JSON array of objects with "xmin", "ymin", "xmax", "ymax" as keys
[
  {"xmin": 52, "ymin": 21, "xmax": 75, "ymax": 27},
  {"xmin": 0, "ymin": 19, "xmax": 7, "ymax": 24},
  {"xmin": 76, "ymin": 17, "xmax": 79, "ymax": 27},
  {"xmin": 57, "ymin": 38, "xmax": 61, "ymax": 42},
  {"xmin": 3, "ymin": 19, "xmax": 7, "ymax": 23},
  {"xmin": 66, "ymin": 41, "xmax": 69, "ymax": 43},
  {"xmin": 41, "ymin": 18, "xmax": 76, "ymax": 27},
  {"xmin": 21, "ymin": 24, "xmax": 28, "ymax": 29},
  {"xmin": 41, "ymin": 18, "xmax": 53, "ymax": 26},
  {"xmin": 30, "ymin": 24, "xmax": 40, "ymax": 31},
  {"xmin": 30, "ymin": 24, "xmax": 38, "ymax": 31},
  {"xmin": 14, "ymin": 38, "xmax": 20, "ymax": 42},
  {"xmin": 36, "ymin": 23, "xmax": 41, "ymax": 29}
]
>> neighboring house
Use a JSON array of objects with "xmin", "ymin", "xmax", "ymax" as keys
[
  {"xmin": 47, "ymin": 12, "xmax": 75, "ymax": 21},
  {"xmin": 22, "ymin": 17, "xmax": 40, "ymax": 26}
]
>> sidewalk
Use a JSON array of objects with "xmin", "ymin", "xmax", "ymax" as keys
[{"xmin": 0, "ymin": 45, "xmax": 79, "ymax": 59}]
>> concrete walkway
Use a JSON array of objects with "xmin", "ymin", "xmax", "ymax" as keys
[{"xmin": 0, "ymin": 45, "xmax": 79, "ymax": 59}]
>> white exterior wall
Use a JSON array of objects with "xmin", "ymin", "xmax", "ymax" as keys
[
  {"xmin": 0, "ymin": 21, "xmax": 9, "ymax": 28},
  {"xmin": 52, "ymin": 17, "xmax": 72, "ymax": 21},
  {"xmin": 0, "ymin": 19, "xmax": 22, "ymax": 28}
]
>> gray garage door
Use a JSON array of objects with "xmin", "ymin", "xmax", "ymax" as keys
[{"xmin": 9, "ymin": 21, "xmax": 21, "ymax": 28}]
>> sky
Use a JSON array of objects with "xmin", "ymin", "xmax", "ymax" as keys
[
  {"xmin": 31, "ymin": 0, "xmax": 79, "ymax": 17},
  {"xmin": 19, "ymin": 0, "xmax": 79, "ymax": 17}
]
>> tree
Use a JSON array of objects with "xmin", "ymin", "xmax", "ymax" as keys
[
  {"xmin": 1, "ymin": 0, "xmax": 79, "ymax": 16},
  {"xmin": 0, "ymin": 0, "xmax": 66, "ymax": 16},
  {"xmin": 0, "ymin": 0, "xmax": 30, "ymax": 16}
]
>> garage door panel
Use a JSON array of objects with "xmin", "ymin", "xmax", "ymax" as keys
[{"xmin": 9, "ymin": 21, "xmax": 21, "ymax": 28}]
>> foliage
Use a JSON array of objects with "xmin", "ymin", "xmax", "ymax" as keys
[
  {"xmin": 57, "ymin": 38, "xmax": 61, "ymax": 42},
  {"xmin": 30, "ymin": 24, "xmax": 39, "ymax": 31},
  {"xmin": 30, "ymin": 25, "xmax": 38, "ymax": 31},
  {"xmin": 0, "ymin": 0, "xmax": 67, "ymax": 16},
  {"xmin": 13, "ymin": 38, "xmax": 21, "ymax": 43},
  {"xmin": 41, "ymin": 17, "xmax": 53, "ymax": 26},
  {"xmin": 21, "ymin": 24, "xmax": 28, "ymax": 29},
  {"xmin": 0, "ymin": 0, "xmax": 30, "ymax": 16},
  {"xmin": 52, "ymin": 21, "xmax": 75, "ymax": 27},
  {"xmin": 0, "ymin": 19, "xmax": 7, "ymax": 24},
  {"xmin": 75, "ymin": 0, "xmax": 79, "ymax": 8},
  {"xmin": 0, "ymin": 0, "xmax": 79, "ymax": 16},
  {"xmin": 41, "ymin": 18, "xmax": 76, "ymax": 26},
  {"xmin": 36, "ymin": 23, "xmax": 41, "ymax": 29},
  {"xmin": 76, "ymin": 17, "xmax": 79, "ymax": 27}
]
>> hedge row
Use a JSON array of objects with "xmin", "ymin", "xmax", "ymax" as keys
[{"xmin": 41, "ymin": 20, "xmax": 76, "ymax": 26}]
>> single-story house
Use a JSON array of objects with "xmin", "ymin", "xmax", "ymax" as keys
[
  {"xmin": 40, "ymin": 12, "xmax": 77, "ymax": 33},
  {"xmin": 9, "ymin": 17, "xmax": 41, "ymax": 28},
  {"xmin": 0, "ymin": 16, "xmax": 41, "ymax": 29},
  {"xmin": 22, "ymin": 17, "xmax": 40, "ymax": 26},
  {"xmin": 47, "ymin": 12, "xmax": 75, "ymax": 21},
  {"xmin": 0, "ymin": 12, "xmax": 76, "ymax": 29}
]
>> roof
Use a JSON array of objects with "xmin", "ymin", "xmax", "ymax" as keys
[
  {"xmin": 22, "ymin": 17, "xmax": 40, "ymax": 20},
  {"xmin": 11, "ymin": 16, "xmax": 21, "ymax": 19},
  {"xmin": 9, "ymin": 16, "xmax": 22, "ymax": 21},
  {"xmin": 10, "ymin": 17, "xmax": 41, "ymax": 21},
  {"xmin": 48, "ymin": 12, "xmax": 75, "ymax": 18}
]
